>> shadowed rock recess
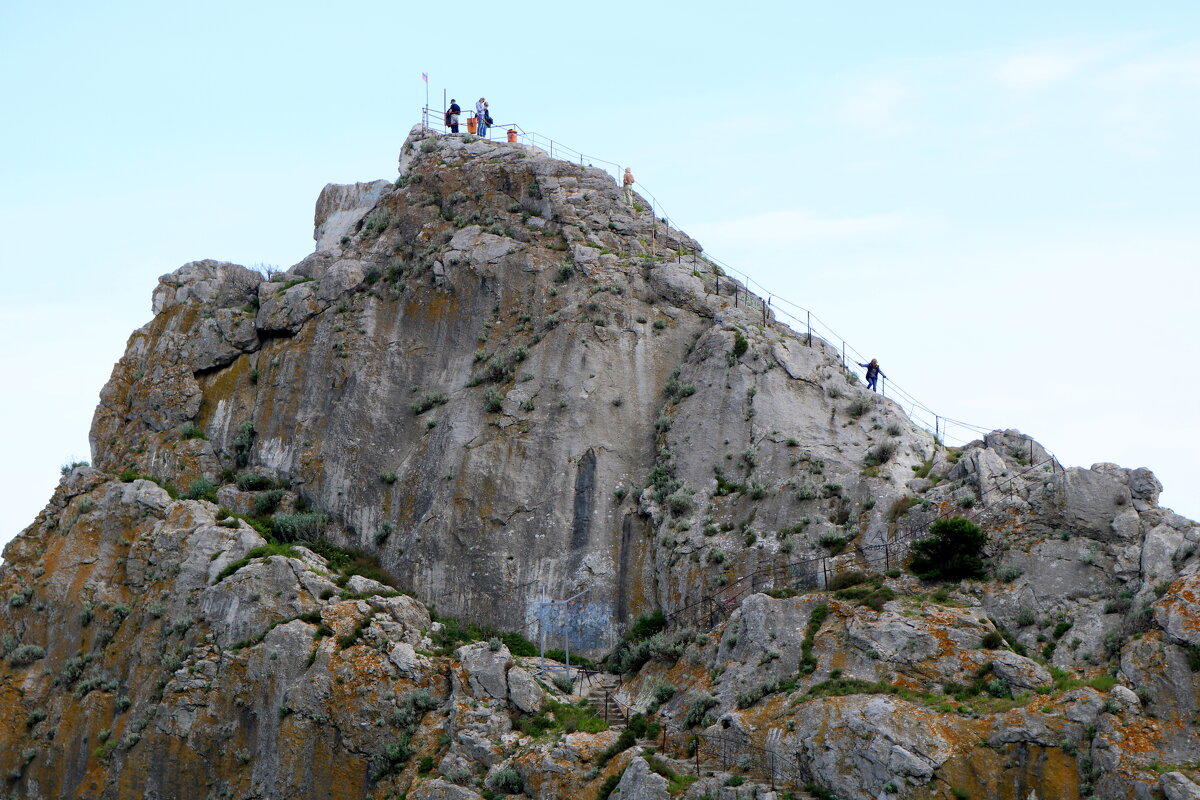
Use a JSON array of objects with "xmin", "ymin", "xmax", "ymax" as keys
[{"xmin": 2, "ymin": 126, "xmax": 1199, "ymax": 799}]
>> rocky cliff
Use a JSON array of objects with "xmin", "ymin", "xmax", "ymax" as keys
[{"xmin": 2, "ymin": 125, "xmax": 1199, "ymax": 800}]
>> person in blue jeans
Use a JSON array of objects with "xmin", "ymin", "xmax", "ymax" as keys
[
  {"xmin": 475, "ymin": 98, "xmax": 488, "ymax": 137},
  {"xmin": 857, "ymin": 359, "xmax": 886, "ymax": 391}
]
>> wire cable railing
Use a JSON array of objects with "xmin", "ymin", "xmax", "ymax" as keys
[{"xmin": 415, "ymin": 108, "xmax": 1064, "ymax": 536}]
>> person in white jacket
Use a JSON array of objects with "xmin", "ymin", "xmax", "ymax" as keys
[{"xmin": 475, "ymin": 98, "xmax": 488, "ymax": 138}]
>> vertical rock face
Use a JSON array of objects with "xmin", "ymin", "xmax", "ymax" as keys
[
  {"xmin": 82, "ymin": 125, "xmax": 941, "ymax": 650},
  {"xmin": 3, "ymin": 125, "xmax": 1200, "ymax": 799}
]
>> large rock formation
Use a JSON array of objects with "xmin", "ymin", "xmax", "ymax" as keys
[{"xmin": 2, "ymin": 124, "xmax": 1199, "ymax": 799}]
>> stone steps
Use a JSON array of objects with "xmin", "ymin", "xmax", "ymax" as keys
[{"xmin": 585, "ymin": 679, "xmax": 627, "ymax": 728}]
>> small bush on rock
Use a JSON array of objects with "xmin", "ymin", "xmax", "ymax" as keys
[
  {"xmin": 490, "ymin": 767, "xmax": 524, "ymax": 794},
  {"xmin": 909, "ymin": 517, "xmax": 986, "ymax": 581}
]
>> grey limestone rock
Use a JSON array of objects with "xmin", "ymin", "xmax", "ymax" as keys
[
  {"xmin": 456, "ymin": 642, "xmax": 512, "ymax": 701},
  {"xmin": 314, "ymin": 179, "xmax": 392, "ymax": 252},
  {"xmin": 409, "ymin": 779, "xmax": 486, "ymax": 800},
  {"xmin": 1162, "ymin": 772, "xmax": 1200, "ymax": 800},
  {"xmin": 507, "ymin": 665, "xmax": 544, "ymax": 714},
  {"xmin": 613, "ymin": 756, "xmax": 670, "ymax": 800}
]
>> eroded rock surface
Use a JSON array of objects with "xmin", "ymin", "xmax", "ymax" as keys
[{"xmin": 4, "ymin": 125, "xmax": 1200, "ymax": 799}]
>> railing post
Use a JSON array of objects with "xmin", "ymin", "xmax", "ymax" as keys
[
  {"xmin": 807, "ymin": 311, "xmax": 812, "ymax": 347},
  {"xmin": 604, "ymin": 689, "xmax": 609, "ymax": 723}
]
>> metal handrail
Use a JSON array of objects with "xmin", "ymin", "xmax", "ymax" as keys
[{"xmin": 413, "ymin": 108, "xmax": 1048, "ymax": 447}]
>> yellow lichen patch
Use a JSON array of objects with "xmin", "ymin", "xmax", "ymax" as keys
[
  {"xmin": 324, "ymin": 602, "xmax": 370, "ymax": 640},
  {"xmin": 938, "ymin": 742, "xmax": 1079, "ymax": 800}
]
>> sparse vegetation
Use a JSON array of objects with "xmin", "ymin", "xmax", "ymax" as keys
[{"xmin": 409, "ymin": 390, "xmax": 448, "ymax": 415}]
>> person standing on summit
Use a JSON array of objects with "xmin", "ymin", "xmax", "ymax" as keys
[
  {"xmin": 623, "ymin": 168, "xmax": 635, "ymax": 205},
  {"xmin": 857, "ymin": 359, "xmax": 886, "ymax": 392},
  {"xmin": 446, "ymin": 99, "xmax": 461, "ymax": 133},
  {"xmin": 474, "ymin": 98, "xmax": 487, "ymax": 136}
]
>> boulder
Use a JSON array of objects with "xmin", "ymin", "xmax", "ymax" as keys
[
  {"xmin": 409, "ymin": 779, "xmax": 485, "ymax": 800},
  {"xmin": 613, "ymin": 756, "xmax": 670, "ymax": 800},
  {"xmin": 507, "ymin": 666, "xmax": 544, "ymax": 714},
  {"xmin": 456, "ymin": 642, "xmax": 511, "ymax": 701},
  {"xmin": 1162, "ymin": 773, "xmax": 1200, "ymax": 800}
]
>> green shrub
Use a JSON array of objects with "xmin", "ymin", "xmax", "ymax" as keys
[
  {"xmin": 233, "ymin": 421, "xmax": 256, "ymax": 468},
  {"xmin": 253, "ymin": 489, "xmax": 286, "ymax": 517},
  {"xmin": 847, "ymin": 397, "xmax": 872, "ymax": 418},
  {"xmin": 180, "ymin": 422, "xmax": 208, "ymax": 440},
  {"xmin": 8, "ymin": 645, "xmax": 45, "ymax": 667},
  {"xmin": 184, "ymin": 478, "xmax": 217, "ymax": 502},
  {"xmin": 909, "ymin": 517, "xmax": 986, "ymax": 581},
  {"xmin": 861, "ymin": 585, "xmax": 896, "ymax": 612},
  {"xmin": 409, "ymin": 391, "xmax": 448, "ymax": 415},
  {"xmin": 596, "ymin": 771, "xmax": 624, "ymax": 800},
  {"xmin": 235, "ymin": 473, "xmax": 274, "ymax": 491},
  {"xmin": 271, "ymin": 512, "xmax": 329, "ymax": 542},
  {"xmin": 730, "ymin": 331, "xmax": 749, "ymax": 360},
  {"xmin": 819, "ymin": 533, "xmax": 848, "ymax": 555},
  {"xmin": 864, "ymin": 441, "xmax": 896, "ymax": 466},
  {"xmin": 548, "ymin": 699, "xmax": 608, "ymax": 733},
  {"xmin": 980, "ymin": 631, "xmax": 1004, "ymax": 649},
  {"xmin": 609, "ymin": 627, "xmax": 696, "ymax": 674},
  {"xmin": 798, "ymin": 603, "xmax": 829, "ymax": 675},
  {"xmin": 597, "ymin": 729, "xmax": 637, "ymax": 769},
  {"xmin": 484, "ymin": 388, "xmax": 505, "ymax": 412},
  {"xmin": 826, "ymin": 570, "xmax": 866, "ymax": 591},
  {"xmin": 683, "ymin": 692, "xmax": 718, "ymax": 727}
]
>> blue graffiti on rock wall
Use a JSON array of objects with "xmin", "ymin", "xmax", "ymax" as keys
[{"xmin": 528, "ymin": 599, "xmax": 614, "ymax": 652}]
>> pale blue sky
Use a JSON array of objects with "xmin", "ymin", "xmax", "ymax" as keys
[{"xmin": 2, "ymin": 0, "xmax": 1197, "ymax": 549}]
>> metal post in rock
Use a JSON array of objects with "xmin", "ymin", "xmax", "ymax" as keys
[{"xmin": 807, "ymin": 311, "xmax": 812, "ymax": 347}]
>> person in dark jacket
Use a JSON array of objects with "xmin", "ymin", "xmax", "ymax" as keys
[
  {"xmin": 857, "ymin": 358, "xmax": 886, "ymax": 391},
  {"xmin": 446, "ymin": 99, "xmax": 461, "ymax": 133}
]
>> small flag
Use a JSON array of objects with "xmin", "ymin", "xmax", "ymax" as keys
[{"xmin": 421, "ymin": 72, "xmax": 428, "ymax": 83}]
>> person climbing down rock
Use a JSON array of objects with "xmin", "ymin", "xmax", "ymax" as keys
[
  {"xmin": 857, "ymin": 358, "xmax": 886, "ymax": 391},
  {"xmin": 446, "ymin": 99, "xmax": 461, "ymax": 133},
  {"xmin": 623, "ymin": 167, "xmax": 635, "ymax": 205}
]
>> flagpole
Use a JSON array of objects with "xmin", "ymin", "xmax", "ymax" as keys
[{"xmin": 425, "ymin": 74, "xmax": 429, "ymax": 127}]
